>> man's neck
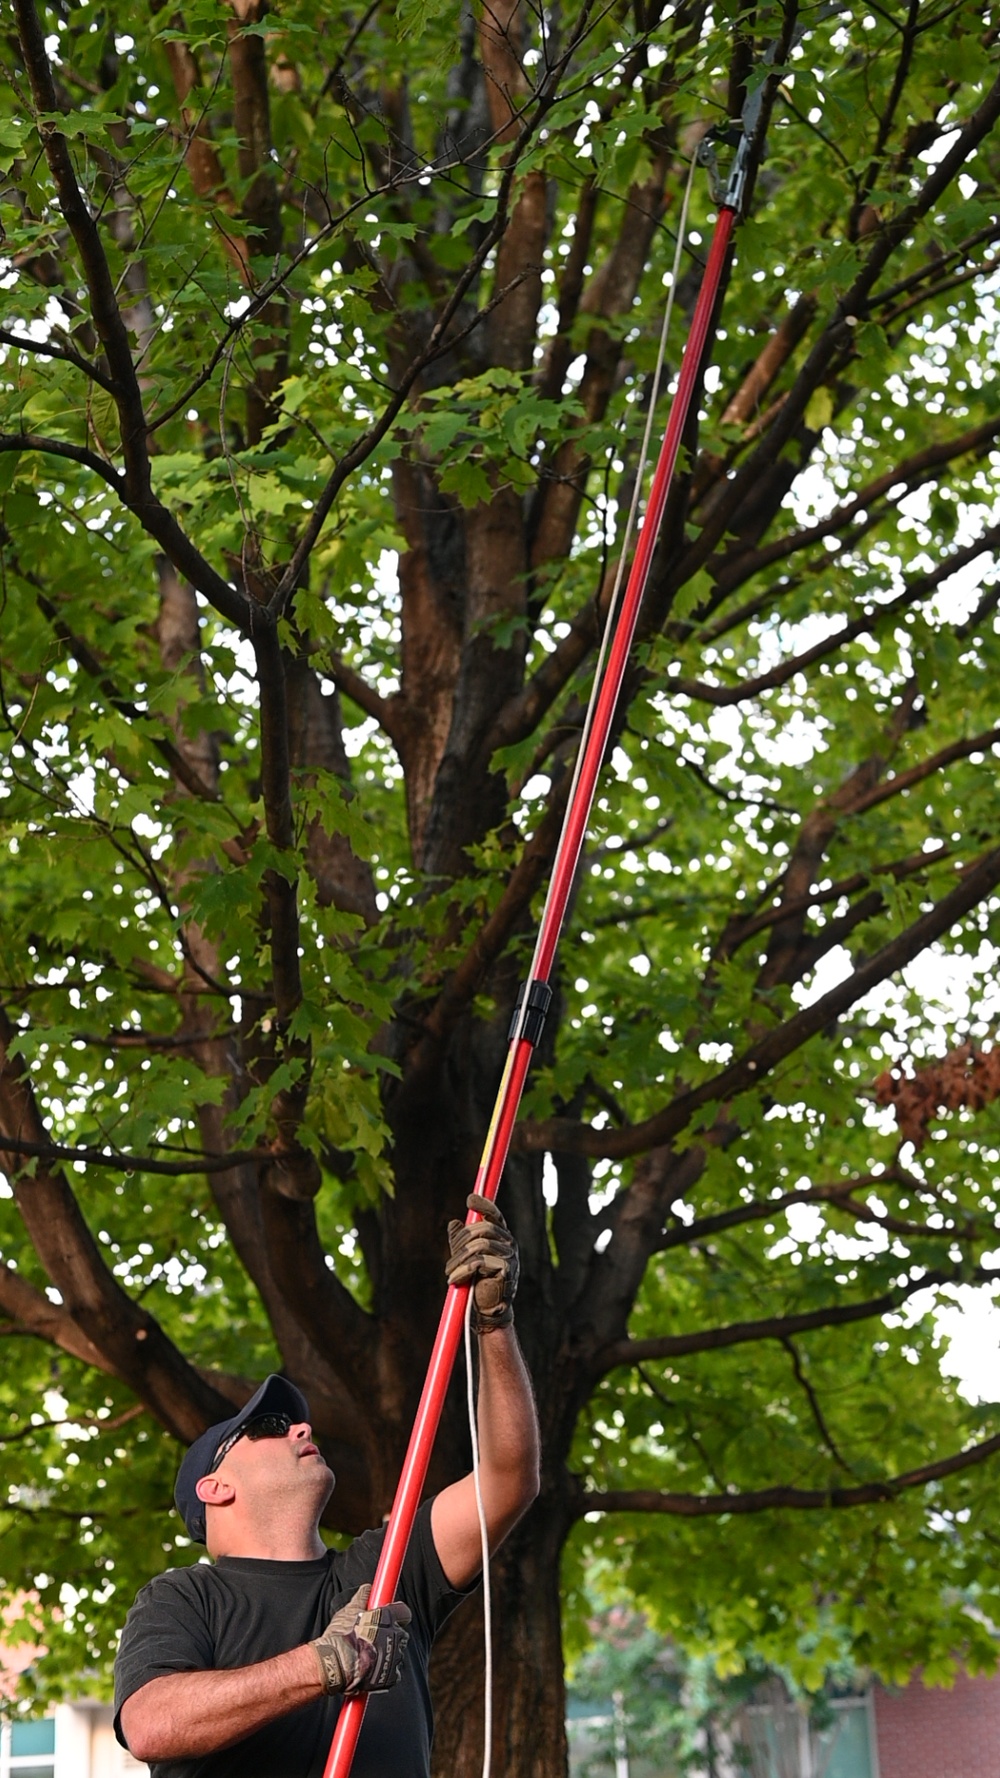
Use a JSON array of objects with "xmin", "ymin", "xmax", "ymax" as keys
[{"xmin": 211, "ymin": 1522, "xmax": 327, "ymax": 1561}]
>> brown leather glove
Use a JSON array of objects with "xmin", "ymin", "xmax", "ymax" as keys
[
  {"xmin": 446, "ymin": 1192, "xmax": 519, "ymax": 1333},
  {"xmin": 310, "ymin": 1584, "xmax": 412, "ymax": 1696}
]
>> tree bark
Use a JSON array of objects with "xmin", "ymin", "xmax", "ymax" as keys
[{"xmin": 430, "ymin": 1493, "xmax": 571, "ymax": 1778}]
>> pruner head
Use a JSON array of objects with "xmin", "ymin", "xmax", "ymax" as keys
[{"xmin": 696, "ymin": 123, "xmax": 754, "ymax": 216}]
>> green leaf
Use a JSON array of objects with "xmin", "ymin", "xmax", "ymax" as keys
[{"xmin": 805, "ymin": 387, "xmax": 835, "ymax": 431}]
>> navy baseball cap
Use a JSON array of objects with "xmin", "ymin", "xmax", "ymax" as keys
[{"xmin": 174, "ymin": 1373, "xmax": 311, "ymax": 1543}]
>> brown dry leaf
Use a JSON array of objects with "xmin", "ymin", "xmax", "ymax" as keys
[{"xmin": 874, "ymin": 1043, "xmax": 1000, "ymax": 1147}]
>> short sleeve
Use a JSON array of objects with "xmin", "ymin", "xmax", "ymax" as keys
[
  {"xmin": 332, "ymin": 1500, "xmax": 476, "ymax": 1646},
  {"xmin": 114, "ymin": 1571, "xmax": 216, "ymax": 1748},
  {"xmin": 403, "ymin": 1498, "xmax": 477, "ymax": 1638}
]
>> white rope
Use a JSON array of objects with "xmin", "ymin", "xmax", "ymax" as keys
[
  {"xmin": 464, "ymin": 1293, "xmax": 493, "ymax": 1778},
  {"xmin": 469, "ymin": 157, "xmax": 699, "ymax": 1777}
]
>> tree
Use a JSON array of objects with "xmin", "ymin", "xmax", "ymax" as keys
[
  {"xmin": 0, "ymin": 0, "xmax": 999, "ymax": 1770},
  {"xmin": 568, "ymin": 1604, "xmax": 688, "ymax": 1776}
]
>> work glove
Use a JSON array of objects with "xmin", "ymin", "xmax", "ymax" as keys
[
  {"xmin": 446, "ymin": 1192, "xmax": 519, "ymax": 1333},
  {"xmin": 310, "ymin": 1584, "xmax": 411, "ymax": 1696}
]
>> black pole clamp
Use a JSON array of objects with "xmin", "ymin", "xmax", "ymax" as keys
[{"xmin": 508, "ymin": 978, "xmax": 553, "ymax": 1047}]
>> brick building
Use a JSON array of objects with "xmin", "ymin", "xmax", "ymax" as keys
[{"xmin": 873, "ymin": 1667, "xmax": 1000, "ymax": 1778}]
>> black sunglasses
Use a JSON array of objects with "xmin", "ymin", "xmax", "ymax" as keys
[{"xmin": 209, "ymin": 1412, "xmax": 293, "ymax": 1475}]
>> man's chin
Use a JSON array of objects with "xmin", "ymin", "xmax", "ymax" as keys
[
  {"xmin": 308, "ymin": 1463, "xmax": 337, "ymax": 1513},
  {"xmin": 299, "ymin": 1449, "xmax": 335, "ymax": 1483}
]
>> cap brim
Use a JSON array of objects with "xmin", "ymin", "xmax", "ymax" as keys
[{"xmin": 240, "ymin": 1373, "xmax": 310, "ymax": 1426}]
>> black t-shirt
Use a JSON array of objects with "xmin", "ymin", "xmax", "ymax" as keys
[{"xmin": 114, "ymin": 1501, "xmax": 469, "ymax": 1778}]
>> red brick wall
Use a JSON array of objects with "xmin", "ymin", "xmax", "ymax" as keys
[{"xmin": 874, "ymin": 1668, "xmax": 1000, "ymax": 1778}]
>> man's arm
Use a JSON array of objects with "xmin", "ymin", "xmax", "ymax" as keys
[
  {"xmin": 119, "ymin": 1644, "xmax": 323, "ymax": 1763},
  {"xmin": 431, "ymin": 1321, "xmax": 540, "ymax": 1589},
  {"xmin": 119, "ymin": 1585, "xmax": 410, "ymax": 1762}
]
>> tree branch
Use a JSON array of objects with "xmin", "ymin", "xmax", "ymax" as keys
[
  {"xmin": 487, "ymin": 582, "xmax": 605, "ymax": 755},
  {"xmin": 654, "ymin": 1171, "xmax": 975, "ymax": 1256},
  {"xmin": 669, "ymin": 70, "xmax": 1000, "ymax": 589},
  {"xmin": 13, "ymin": 0, "xmax": 152, "ymax": 497},
  {"xmin": 419, "ymin": 766, "xmax": 573, "ymax": 1048},
  {"xmin": 0, "ymin": 433, "xmax": 252, "ymax": 630},
  {"xmin": 0, "ymin": 1008, "xmax": 237, "ymax": 1442},
  {"xmin": 848, "ymin": 723, "xmax": 1000, "ymax": 818},
  {"xmin": 267, "ymin": 4, "xmax": 598, "ymax": 620},
  {"xmin": 846, "ymin": 0, "xmax": 921, "ymax": 242},
  {"xmin": 715, "ymin": 842, "xmax": 950, "ymax": 960},
  {"xmin": 571, "ymin": 1428, "xmax": 1000, "ymax": 1517},
  {"xmin": 250, "ymin": 627, "xmax": 318, "ymax": 1198},
  {"xmin": 711, "ymin": 416, "xmax": 1000, "ymax": 598},
  {"xmin": 30, "ymin": 583, "xmax": 220, "ymax": 804},
  {"xmin": 781, "ymin": 1335, "xmax": 861, "ymax": 1477},
  {"xmin": 594, "ymin": 1263, "xmax": 986, "ymax": 1372},
  {"xmin": 870, "ymin": 219, "xmax": 1000, "ymax": 313},
  {"xmin": 0, "ymin": 431, "xmax": 127, "ymax": 492},
  {"xmin": 672, "ymin": 522, "xmax": 1000, "ymax": 706},
  {"xmin": 0, "ymin": 326, "xmax": 117, "ymax": 394},
  {"xmin": 493, "ymin": 433, "xmax": 1000, "ymax": 762},
  {"xmin": 517, "ymin": 840, "xmax": 1000, "ymax": 1158},
  {"xmin": 0, "ymin": 1131, "xmax": 275, "ymax": 1176},
  {"xmin": 317, "ymin": 646, "xmax": 402, "ymax": 741},
  {"xmin": 151, "ymin": 0, "xmax": 252, "ymax": 279},
  {"xmin": 0, "ymin": 1261, "xmax": 117, "ymax": 1375}
]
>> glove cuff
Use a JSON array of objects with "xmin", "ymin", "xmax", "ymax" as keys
[
  {"xmin": 311, "ymin": 1637, "xmax": 349, "ymax": 1695},
  {"xmin": 472, "ymin": 1301, "xmax": 514, "ymax": 1333}
]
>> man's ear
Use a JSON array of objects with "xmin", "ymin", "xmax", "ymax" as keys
[{"xmin": 196, "ymin": 1471, "xmax": 235, "ymax": 1508}]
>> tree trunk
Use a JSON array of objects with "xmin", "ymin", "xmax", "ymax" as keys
[
  {"xmin": 384, "ymin": 1009, "xmax": 575, "ymax": 1777},
  {"xmin": 430, "ymin": 1492, "xmax": 572, "ymax": 1778}
]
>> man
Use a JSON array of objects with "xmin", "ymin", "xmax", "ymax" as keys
[{"xmin": 114, "ymin": 1196, "xmax": 539, "ymax": 1777}]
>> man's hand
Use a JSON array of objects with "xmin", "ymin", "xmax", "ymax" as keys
[
  {"xmin": 446, "ymin": 1193, "xmax": 520, "ymax": 1332},
  {"xmin": 310, "ymin": 1585, "xmax": 412, "ymax": 1696}
]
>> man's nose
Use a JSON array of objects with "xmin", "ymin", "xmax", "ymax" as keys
[{"xmin": 290, "ymin": 1420, "xmax": 313, "ymax": 1441}]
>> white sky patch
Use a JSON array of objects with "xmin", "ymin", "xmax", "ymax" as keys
[
  {"xmin": 68, "ymin": 764, "xmax": 96, "ymax": 816},
  {"xmin": 792, "ymin": 942, "xmax": 854, "ymax": 1009},
  {"xmin": 891, "ymin": 1279, "xmax": 1000, "ymax": 1405},
  {"xmin": 928, "ymin": 546, "xmax": 995, "ymax": 626},
  {"xmin": 706, "ymin": 703, "xmax": 742, "ymax": 742},
  {"xmin": 757, "ymin": 707, "xmax": 828, "ymax": 769},
  {"xmin": 934, "ymin": 1285, "xmax": 1000, "ymax": 1403},
  {"xmin": 919, "ymin": 127, "xmax": 962, "ymax": 169},
  {"xmin": 785, "ymin": 460, "xmax": 842, "ymax": 524},
  {"xmin": 898, "ymin": 938, "xmax": 1000, "ymax": 1028},
  {"xmin": 342, "ymin": 713, "xmax": 379, "ymax": 758},
  {"xmin": 793, "ymin": 929, "xmax": 1000, "ymax": 1035},
  {"xmin": 767, "ymin": 609, "xmax": 842, "ymax": 664},
  {"xmin": 371, "ymin": 548, "xmax": 399, "ymax": 601}
]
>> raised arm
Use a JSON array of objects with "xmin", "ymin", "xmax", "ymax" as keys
[{"xmin": 431, "ymin": 1197, "xmax": 541, "ymax": 1588}]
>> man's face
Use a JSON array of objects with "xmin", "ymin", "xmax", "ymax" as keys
[{"xmin": 213, "ymin": 1420, "xmax": 335, "ymax": 1522}]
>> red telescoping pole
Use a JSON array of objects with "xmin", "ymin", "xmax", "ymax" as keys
[{"xmin": 324, "ymin": 197, "xmax": 738, "ymax": 1778}]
